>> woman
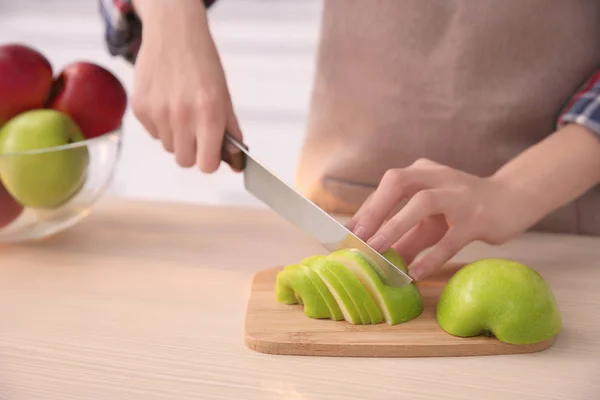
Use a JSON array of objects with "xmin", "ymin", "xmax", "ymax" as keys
[{"xmin": 100, "ymin": 0, "xmax": 600, "ymax": 280}]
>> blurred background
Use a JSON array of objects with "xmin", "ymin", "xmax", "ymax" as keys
[{"xmin": 0, "ymin": 0, "xmax": 323, "ymax": 208}]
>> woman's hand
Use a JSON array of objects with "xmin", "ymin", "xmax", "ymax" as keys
[
  {"xmin": 131, "ymin": 0, "xmax": 243, "ymax": 172},
  {"xmin": 345, "ymin": 159, "xmax": 534, "ymax": 280},
  {"xmin": 346, "ymin": 124, "xmax": 600, "ymax": 281}
]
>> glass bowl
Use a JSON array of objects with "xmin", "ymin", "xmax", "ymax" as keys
[{"xmin": 0, "ymin": 128, "xmax": 122, "ymax": 243}]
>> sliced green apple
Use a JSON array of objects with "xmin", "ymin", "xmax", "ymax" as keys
[
  {"xmin": 275, "ymin": 264, "xmax": 301, "ymax": 304},
  {"xmin": 312, "ymin": 258, "xmax": 383, "ymax": 324},
  {"xmin": 327, "ymin": 248, "xmax": 423, "ymax": 325},
  {"xmin": 299, "ymin": 256, "xmax": 344, "ymax": 321},
  {"xmin": 329, "ymin": 262, "xmax": 383, "ymax": 325},
  {"xmin": 310, "ymin": 259, "xmax": 363, "ymax": 324},
  {"xmin": 274, "ymin": 264, "xmax": 331, "ymax": 319}
]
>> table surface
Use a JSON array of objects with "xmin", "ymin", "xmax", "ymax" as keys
[{"xmin": 1, "ymin": 197, "xmax": 599, "ymax": 400}]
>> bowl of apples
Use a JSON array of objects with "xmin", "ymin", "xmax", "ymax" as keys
[{"xmin": 0, "ymin": 43, "xmax": 127, "ymax": 243}]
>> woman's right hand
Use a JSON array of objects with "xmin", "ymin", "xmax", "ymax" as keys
[{"xmin": 131, "ymin": 0, "xmax": 243, "ymax": 172}]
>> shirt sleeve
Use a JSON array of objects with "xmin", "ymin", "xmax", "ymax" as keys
[
  {"xmin": 557, "ymin": 71, "xmax": 600, "ymax": 138},
  {"xmin": 98, "ymin": 0, "xmax": 219, "ymax": 64}
]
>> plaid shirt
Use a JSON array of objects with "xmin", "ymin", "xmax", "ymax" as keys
[{"xmin": 99, "ymin": 0, "xmax": 600, "ymax": 138}]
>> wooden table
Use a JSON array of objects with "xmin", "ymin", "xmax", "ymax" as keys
[{"xmin": 1, "ymin": 198, "xmax": 599, "ymax": 400}]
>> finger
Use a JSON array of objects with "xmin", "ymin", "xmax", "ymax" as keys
[
  {"xmin": 158, "ymin": 123, "xmax": 174, "ymax": 153},
  {"xmin": 349, "ymin": 167, "xmax": 446, "ymax": 241},
  {"xmin": 172, "ymin": 108, "xmax": 197, "ymax": 168},
  {"xmin": 137, "ymin": 114, "xmax": 160, "ymax": 140},
  {"xmin": 132, "ymin": 101, "xmax": 160, "ymax": 140},
  {"xmin": 346, "ymin": 191, "xmax": 375, "ymax": 232},
  {"xmin": 131, "ymin": 80, "xmax": 160, "ymax": 140},
  {"xmin": 152, "ymin": 107, "xmax": 173, "ymax": 153},
  {"xmin": 408, "ymin": 227, "xmax": 471, "ymax": 280},
  {"xmin": 348, "ymin": 191, "xmax": 402, "ymax": 231},
  {"xmin": 392, "ymin": 214, "xmax": 448, "ymax": 264},
  {"xmin": 345, "ymin": 218, "xmax": 358, "ymax": 232},
  {"xmin": 196, "ymin": 102, "xmax": 226, "ymax": 173},
  {"xmin": 367, "ymin": 188, "xmax": 452, "ymax": 252}
]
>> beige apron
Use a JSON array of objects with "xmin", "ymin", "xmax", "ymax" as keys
[{"xmin": 295, "ymin": 0, "xmax": 600, "ymax": 235}]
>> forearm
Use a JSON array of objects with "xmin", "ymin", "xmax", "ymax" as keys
[{"xmin": 491, "ymin": 124, "xmax": 600, "ymax": 225}]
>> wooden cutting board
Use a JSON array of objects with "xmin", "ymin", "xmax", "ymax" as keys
[{"xmin": 244, "ymin": 263, "xmax": 556, "ymax": 357}]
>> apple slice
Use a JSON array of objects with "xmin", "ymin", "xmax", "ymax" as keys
[
  {"xmin": 310, "ymin": 260, "xmax": 362, "ymax": 324},
  {"xmin": 274, "ymin": 264, "xmax": 331, "ymax": 319},
  {"xmin": 313, "ymin": 259, "xmax": 383, "ymax": 324},
  {"xmin": 275, "ymin": 265, "xmax": 301, "ymax": 305},
  {"xmin": 327, "ymin": 248, "xmax": 424, "ymax": 325},
  {"xmin": 300, "ymin": 256, "xmax": 344, "ymax": 321}
]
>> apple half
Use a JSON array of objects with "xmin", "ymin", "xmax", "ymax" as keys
[
  {"xmin": 274, "ymin": 248, "xmax": 424, "ymax": 326},
  {"xmin": 436, "ymin": 258, "xmax": 562, "ymax": 345}
]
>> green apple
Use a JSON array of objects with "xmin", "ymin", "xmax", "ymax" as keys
[
  {"xmin": 310, "ymin": 258, "xmax": 365, "ymax": 324},
  {"xmin": 299, "ymin": 256, "xmax": 344, "ymax": 321},
  {"xmin": 275, "ymin": 256, "xmax": 361, "ymax": 323},
  {"xmin": 327, "ymin": 248, "xmax": 424, "ymax": 325},
  {"xmin": 0, "ymin": 109, "xmax": 89, "ymax": 209},
  {"xmin": 275, "ymin": 265, "xmax": 302, "ymax": 305},
  {"xmin": 274, "ymin": 248, "xmax": 424, "ymax": 326},
  {"xmin": 436, "ymin": 258, "xmax": 562, "ymax": 345},
  {"xmin": 313, "ymin": 257, "xmax": 383, "ymax": 324},
  {"xmin": 275, "ymin": 264, "xmax": 332, "ymax": 319},
  {"xmin": 277, "ymin": 261, "xmax": 344, "ymax": 321}
]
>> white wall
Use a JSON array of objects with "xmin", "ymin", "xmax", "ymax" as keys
[{"xmin": 0, "ymin": 0, "xmax": 323, "ymax": 207}]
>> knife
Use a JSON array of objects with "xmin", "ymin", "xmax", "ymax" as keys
[{"xmin": 221, "ymin": 132, "xmax": 413, "ymax": 287}]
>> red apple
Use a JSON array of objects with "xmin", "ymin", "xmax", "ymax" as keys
[
  {"xmin": 0, "ymin": 43, "xmax": 53, "ymax": 126},
  {"xmin": 0, "ymin": 179, "xmax": 23, "ymax": 229},
  {"xmin": 47, "ymin": 61, "xmax": 127, "ymax": 139}
]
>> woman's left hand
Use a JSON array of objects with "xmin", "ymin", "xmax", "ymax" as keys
[{"xmin": 345, "ymin": 159, "xmax": 534, "ymax": 280}]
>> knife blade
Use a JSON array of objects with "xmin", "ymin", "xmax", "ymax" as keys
[{"xmin": 221, "ymin": 132, "xmax": 413, "ymax": 287}]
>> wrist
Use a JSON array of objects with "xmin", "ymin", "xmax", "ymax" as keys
[
  {"xmin": 489, "ymin": 124, "xmax": 600, "ymax": 228},
  {"xmin": 133, "ymin": 0, "xmax": 208, "ymax": 29},
  {"xmin": 485, "ymin": 174, "xmax": 548, "ymax": 235}
]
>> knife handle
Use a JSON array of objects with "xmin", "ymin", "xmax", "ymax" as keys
[{"xmin": 221, "ymin": 131, "xmax": 248, "ymax": 172}]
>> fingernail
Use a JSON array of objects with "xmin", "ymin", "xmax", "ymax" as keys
[
  {"xmin": 346, "ymin": 218, "xmax": 357, "ymax": 231},
  {"xmin": 367, "ymin": 234, "xmax": 385, "ymax": 252},
  {"xmin": 410, "ymin": 267, "xmax": 423, "ymax": 280},
  {"xmin": 352, "ymin": 225, "xmax": 365, "ymax": 239}
]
